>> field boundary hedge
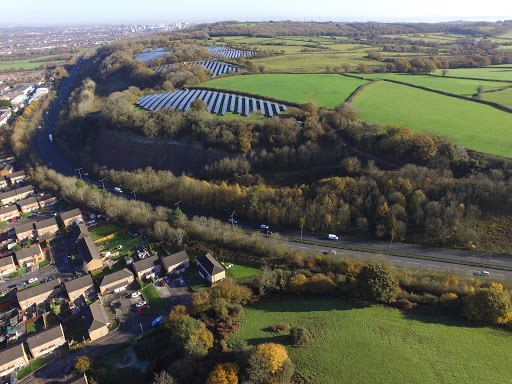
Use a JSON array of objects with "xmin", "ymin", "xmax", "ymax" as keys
[
  {"xmin": 427, "ymin": 73, "xmax": 512, "ymax": 84},
  {"xmin": 346, "ymin": 80, "xmax": 382, "ymax": 103},
  {"xmin": 341, "ymin": 73, "xmax": 512, "ymax": 114},
  {"xmin": 190, "ymin": 86, "xmax": 302, "ymax": 108}
]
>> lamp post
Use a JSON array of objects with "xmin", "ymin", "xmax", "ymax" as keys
[
  {"xmin": 230, "ymin": 211, "xmax": 235, "ymax": 231},
  {"xmin": 131, "ymin": 189, "xmax": 137, "ymax": 201},
  {"xmin": 300, "ymin": 218, "xmax": 305, "ymax": 243},
  {"xmin": 99, "ymin": 178, "xmax": 106, "ymax": 190},
  {"xmin": 75, "ymin": 168, "xmax": 83, "ymax": 180}
]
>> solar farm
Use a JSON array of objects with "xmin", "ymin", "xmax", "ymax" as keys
[
  {"xmin": 206, "ymin": 46, "xmax": 258, "ymax": 59},
  {"xmin": 134, "ymin": 51, "xmax": 174, "ymax": 62},
  {"xmin": 138, "ymin": 89, "xmax": 287, "ymax": 116},
  {"xmin": 154, "ymin": 61, "xmax": 240, "ymax": 76}
]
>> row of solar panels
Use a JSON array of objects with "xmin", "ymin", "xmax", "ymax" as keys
[
  {"xmin": 142, "ymin": 48, "xmax": 166, "ymax": 53},
  {"xmin": 138, "ymin": 89, "xmax": 287, "ymax": 117},
  {"xmin": 134, "ymin": 51, "xmax": 174, "ymax": 62},
  {"xmin": 206, "ymin": 46, "xmax": 258, "ymax": 59},
  {"xmin": 154, "ymin": 61, "xmax": 240, "ymax": 76}
]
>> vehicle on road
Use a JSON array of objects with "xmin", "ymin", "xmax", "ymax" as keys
[
  {"xmin": 328, "ymin": 234, "xmax": 339, "ymax": 240},
  {"xmin": 27, "ymin": 277, "xmax": 38, "ymax": 284},
  {"xmin": 474, "ymin": 271, "xmax": 490, "ymax": 276},
  {"xmin": 131, "ymin": 291, "xmax": 141, "ymax": 298},
  {"xmin": 263, "ymin": 230, "xmax": 273, "ymax": 236},
  {"xmin": 114, "ymin": 187, "xmax": 123, "ymax": 193},
  {"xmin": 228, "ymin": 218, "xmax": 238, "ymax": 224},
  {"xmin": 48, "ymin": 134, "xmax": 53, "ymax": 142},
  {"xmin": 152, "ymin": 316, "xmax": 163, "ymax": 327},
  {"xmin": 260, "ymin": 224, "xmax": 269, "ymax": 230},
  {"xmin": 323, "ymin": 250, "xmax": 337, "ymax": 255},
  {"xmin": 135, "ymin": 301, "xmax": 147, "ymax": 308}
]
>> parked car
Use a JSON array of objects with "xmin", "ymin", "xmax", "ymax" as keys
[
  {"xmin": 27, "ymin": 277, "xmax": 38, "ymax": 284},
  {"xmin": 135, "ymin": 301, "xmax": 147, "ymax": 308},
  {"xmin": 131, "ymin": 291, "xmax": 141, "ymax": 299},
  {"xmin": 137, "ymin": 305, "xmax": 148, "ymax": 312},
  {"xmin": 161, "ymin": 280, "xmax": 167, "ymax": 287},
  {"xmin": 260, "ymin": 224, "xmax": 269, "ymax": 230},
  {"xmin": 474, "ymin": 271, "xmax": 490, "ymax": 276},
  {"xmin": 64, "ymin": 257, "xmax": 70, "ymax": 264},
  {"xmin": 15, "ymin": 282, "xmax": 26, "ymax": 288}
]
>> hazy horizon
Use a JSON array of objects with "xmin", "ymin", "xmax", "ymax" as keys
[{"xmin": 4, "ymin": 0, "xmax": 511, "ymax": 27}]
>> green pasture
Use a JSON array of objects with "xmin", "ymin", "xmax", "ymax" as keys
[
  {"xmin": 432, "ymin": 66, "xmax": 512, "ymax": 82},
  {"xmin": 498, "ymin": 29, "xmax": 512, "ymax": 39},
  {"xmin": 362, "ymin": 73, "xmax": 506, "ymax": 96},
  {"xmin": 0, "ymin": 57, "xmax": 66, "ymax": 71},
  {"xmin": 481, "ymin": 87, "xmax": 512, "ymax": 108},
  {"xmin": 352, "ymin": 81, "xmax": 512, "ymax": 157},
  {"xmin": 229, "ymin": 299, "xmax": 512, "ymax": 384},
  {"xmin": 203, "ymin": 74, "xmax": 367, "ymax": 108}
]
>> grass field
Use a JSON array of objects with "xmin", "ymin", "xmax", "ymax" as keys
[
  {"xmin": 0, "ymin": 57, "xmax": 66, "ymax": 71},
  {"xmin": 141, "ymin": 285, "xmax": 168, "ymax": 314},
  {"xmin": 89, "ymin": 222, "xmax": 125, "ymax": 241},
  {"xmin": 362, "ymin": 73, "xmax": 507, "ymax": 96},
  {"xmin": 481, "ymin": 87, "xmax": 512, "ymax": 108},
  {"xmin": 203, "ymin": 74, "xmax": 368, "ymax": 108},
  {"xmin": 225, "ymin": 262, "xmax": 261, "ymax": 279},
  {"xmin": 352, "ymin": 81, "xmax": 512, "ymax": 157},
  {"xmin": 229, "ymin": 299, "xmax": 512, "ymax": 384},
  {"xmin": 432, "ymin": 66, "xmax": 512, "ymax": 82}
]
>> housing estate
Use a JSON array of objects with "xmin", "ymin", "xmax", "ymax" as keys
[
  {"xmin": 37, "ymin": 194, "xmax": 57, "ymax": 207},
  {"xmin": 15, "ymin": 221, "xmax": 35, "ymax": 242},
  {"xmin": 0, "ymin": 205, "xmax": 20, "ymax": 222},
  {"xmin": 78, "ymin": 236, "xmax": 103, "ymax": 273},
  {"xmin": 17, "ymin": 197, "xmax": 39, "ymax": 213},
  {"xmin": 0, "ymin": 185, "xmax": 33, "ymax": 205},
  {"xmin": 7, "ymin": 170, "xmax": 26, "ymax": 184},
  {"xmin": 0, "ymin": 256, "xmax": 16, "ymax": 276},
  {"xmin": 26, "ymin": 324, "xmax": 66, "ymax": 358},
  {"xmin": 34, "ymin": 217, "xmax": 58, "ymax": 239},
  {"xmin": 17, "ymin": 278, "xmax": 61, "ymax": 310},
  {"xmin": 82, "ymin": 301, "xmax": 110, "ymax": 341},
  {"xmin": 196, "ymin": 253, "xmax": 226, "ymax": 284},
  {"xmin": 0, "ymin": 176, "xmax": 7, "ymax": 189},
  {"xmin": 160, "ymin": 250, "xmax": 190, "ymax": 274}
]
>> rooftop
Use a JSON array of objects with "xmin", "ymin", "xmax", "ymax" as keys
[
  {"xmin": 196, "ymin": 253, "xmax": 225, "ymax": 276},
  {"xmin": 83, "ymin": 301, "xmax": 110, "ymax": 333},
  {"xmin": 16, "ymin": 278, "xmax": 60, "ymax": 303},
  {"xmin": 18, "ymin": 196, "xmax": 38, "ymax": 208},
  {"xmin": 60, "ymin": 208, "xmax": 82, "ymax": 222},
  {"xmin": 15, "ymin": 220, "xmax": 35, "ymax": 234},
  {"xmin": 0, "ymin": 255, "xmax": 15, "ymax": 268},
  {"xmin": 99, "ymin": 268, "xmax": 133, "ymax": 288},
  {"xmin": 161, "ymin": 250, "xmax": 189, "ymax": 271},
  {"xmin": 26, "ymin": 324, "xmax": 64, "ymax": 350},
  {"xmin": 0, "ymin": 204, "xmax": 19, "ymax": 214},
  {"xmin": 79, "ymin": 236, "xmax": 101, "ymax": 263},
  {"xmin": 15, "ymin": 243, "xmax": 42, "ymax": 261},
  {"xmin": 34, "ymin": 217, "xmax": 57, "ymax": 230},
  {"xmin": 0, "ymin": 343, "xmax": 25, "ymax": 367},
  {"xmin": 64, "ymin": 274, "xmax": 94, "ymax": 294},
  {"xmin": 132, "ymin": 255, "xmax": 159, "ymax": 275}
]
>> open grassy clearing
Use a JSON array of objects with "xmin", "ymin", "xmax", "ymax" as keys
[
  {"xmin": 432, "ymin": 66, "xmax": 512, "ymax": 81},
  {"xmin": 498, "ymin": 29, "xmax": 512, "ymax": 39},
  {"xmin": 0, "ymin": 57, "xmax": 66, "ymax": 71},
  {"xmin": 141, "ymin": 285, "xmax": 168, "ymax": 314},
  {"xmin": 352, "ymin": 81, "xmax": 512, "ymax": 157},
  {"xmin": 362, "ymin": 73, "xmax": 506, "ymax": 96},
  {"xmin": 229, "ymin": 299, "xmax": 512, "ymax": 384},
  {"xmin": 89, "ymin": 222, "xmax": 125, "ymax": 241},
  {"xmin": 481, "ymin": 87, "xmax": 512, "ymax": 108},
  {"xmin": 224, "ymin": 262, "xmax": 261, "ymax": 279},
  {"xmin": 203, "ymin": 74, "xmax": 368, "ymax": 108}
]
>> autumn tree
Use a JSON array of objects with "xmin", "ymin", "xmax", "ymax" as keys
[
  {"xmin": 462, "ymin": 286, "xmax": 512, "ymax": 324},
  {"xmin": 246, "ymin": 343, "xmax": 294, "ymax": 384},
  {"xmin": 153, "ymin": 370, "xmax": 178, "ymax": 384},
  {"xmin": 73, "ymin": 356, "xmax": 90, "ymax": 373},
  {"xmin": 166, "ymin": 315, "xmax": 214, "ymax": 358},
  {"xmin": 357, "ymin": 264, "xmax": 398, "ymax": 303},
  {"xmin": 207, "ymin": 362, "xmax": 240, "ymax": 384}
]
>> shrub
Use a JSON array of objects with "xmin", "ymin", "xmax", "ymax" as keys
[
  {"xmin": 393, "ymin": 299, "xmax": 416, "ymax": 311},
  {"xmin": 290, "ymin": 326, "xmax": 312, "ymax": 347},
  {"xmin": 73, "ymin": 356, "xmax": 90, "ymax": 373},
  {"xmin": 269, "ymin": 323, "xmax": 290, "ymax": 332},
  {"xmin": 462, "ymin": 287, "xmax": 512, "ymax": 324},
  {"xmin": 357, "ymin": 264, "xmax": 399, "ymax": 303}
]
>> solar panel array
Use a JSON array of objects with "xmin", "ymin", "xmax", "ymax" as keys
[
  {"xmin": 142, "ymin": 48, "xmax": 165, "ymax": 53},
  {"xmin": 206, "ymin": 46, "xmax": 258, "ymax": 59},
  {"xmin": 138, "ymin": 90, "xmax": 286, "ymax": 117},
  {"xmin": 134, "ymin": 51, "xmax": 174, "ymax": 62},
  {"xmin": 154, "ymin": 61, "xmax": 240, "ymax": 76}
]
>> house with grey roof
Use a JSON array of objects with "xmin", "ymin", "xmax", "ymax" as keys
[
  {"xmin": 26, "ymin": 324, "xmax": 66, "ymax": 358},
  {"xmin": 16, "ymin": 279, "xmax": 61, "ymax": 310},
  {"xmin": 98, "ymin": 268, "xmax": 134, "ymax": 294},
  {"xmin": 196, "ymin": 253, "xmax": 225, "ymax": 284},
  {"xmin": 160, "ymin": 250, "xmax": 190, "ymax": 275},
  {"xmin": 132, "ymin": 255, "xmax": 161, "ymax": 280}
]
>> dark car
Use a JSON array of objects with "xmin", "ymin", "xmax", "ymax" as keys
[{"xmin": 64, "ymin": 365, "xmax": 73, "ymax": 375}]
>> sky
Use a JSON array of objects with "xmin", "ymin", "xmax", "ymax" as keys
[{"xmin": 6, "ymin": 0, "xmax": 511, "ymax": 26}]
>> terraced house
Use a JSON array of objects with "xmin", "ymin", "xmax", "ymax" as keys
[
  {"xmin": 15, "ymin": 244, "xmax": 45, "ymax": 267},
  {"xmin": 7, "ymin": 170, "xmax": 26, "ymax": 184},
  {"xmin": 161, "ymin": 250, "xmax": 190, "ymax": 275},
  {"xmin": 17, "ymin": 197, "xmax": 39, "ymax": 213},
  {"xmin": 60, "ymin": 208, "xmax": 83, "ymax": 227},
  {"xmin": 0, "ymin": 256, "xmax": 16, "ymax": 276},
  {"xmin": 0, "ymin": 185, "xmax": 34, "ymax": 205},
  {"xmin": 17, "ymin": 278, "xmax": 61, "ymax": 310},
  {"xmin": 35, "ymin": 217, "xmax": 58, "ymax": 239},
  {"xmin": 78, "ymin": 236, "xmax": 103, "ymax": 273},
  {"xmin": 0, "ymin": 176, "xmax": 7, "ymax": 189},
  {"xmin": 64, "ymin": 274, "xmax": 96, "ymax": 303},
  {"xmin": 37, "ymin": 194, "xmax": 57, "ymax": 207},
  {"xmin": 132, "ymin": 255, "xmax": 161, "ymax": 280},
  {"xmin": 98, "ymin": 268, "xmax": 134, "ymax": 294},
  {"xmin": 14, "ymin": 221, "xmax": 35, "ymax": 242},
  {"xmin": 0, "ymin": 343, "xmax": 29, "ymax": 377},
  {"xmin": 26, "ymin": 324, "xmax": 66, "ymax": 358},
  {"xmin": 0, "ymin": 205, "xmax": 20, "ymax": 222},
  {"xmin": 83, "ymin": 301, "xmax": 110, "ymax": 341}
]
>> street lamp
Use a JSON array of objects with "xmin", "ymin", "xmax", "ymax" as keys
[
  {"xmin": 300, "ymin": 218, "xmax": 305, "ymax": 243},
  {"xmin": 99, "ymin": 178, "xmax": 106, "ymax": 190},
  {"xmin": 175, "ymin": 200, "xmax": 182, "ymax": 210},
  {"xmin": 230, "ymin": 211, "xmax": 235, "ymax": 231},
  {"xmin": 139, "ymin": 323, "xmax": 143, "ymax": 334},
  {"xmin": 131, "ymin": 189, "xmax": 138, "ymax": 201},
  {"xmin": 75, "ymin": 168, "xmax": 83, "ymax": 180}
]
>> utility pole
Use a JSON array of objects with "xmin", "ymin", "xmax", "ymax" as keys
[
  {"xmin": 76, "ymin": 168, "xmax": 83, "ymax": 180},
  {"xmin": 99, "ymin": 178, "xmax": 106, "ymax": 190},
  {"xmin": 300, "ymin": 218, "xmax": 305, "ymax": 243},
  {"xmin": 131, "ymin": 189, "xmax": 138, "ymax": 201},
  {"xmin": 175, "ymin": 200, "xmax": 182, "ymax": 210},
  {"xmin": 230, "ymin": 211, "xmax": 235, "ymax": 231}
]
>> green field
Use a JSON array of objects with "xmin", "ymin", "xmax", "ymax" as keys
[
  {"xmin": 225, "ymin": 262, "xmax": 262, "ymax": 279},
  {"xmin": 0, "ymin": 57, "xmax": 66, "ymax": 71},
  {"xmin": 141, "ymin": 285, "xmax": 168, "ymax": 314},
  {"xmin": 363, "ymin": 73, "xmax": 507, "ymax": 96},
  {"xmin": 352, "ymin": 81, "xmax": 512, "ymax": 157},
  {"xmin": 89, "ymin": 222, "xmax": 125, "ymax": 241},
  {"xmin": 229, "ymin": 299, "xmax": 512, "ymax": 384},
  {"xmin": 432, "ymin": 66, "xmax": 512, "ymax": 82},
  {"xmin": 481, "ymin": 87, "xmax": 512, "ymax": 108},
  {"xmin": 203, "ymin": 74, "xmax": 368, "ymax": 108}
]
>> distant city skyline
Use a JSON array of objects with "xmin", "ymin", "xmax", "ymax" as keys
[{"xmin": 5, "ymin": 0, "xmax": 511, "ymax": 26}]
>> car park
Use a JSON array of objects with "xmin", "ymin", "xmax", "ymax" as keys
[{"xmin": 135, "ymin": 301, "xmax": 147, "ymax": 308}]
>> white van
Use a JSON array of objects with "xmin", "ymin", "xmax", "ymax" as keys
[
  {"xmin": 328, "ymin": 234, "xmax": 338, "ymax": 240},
  {"xmin": 114, "ymin": 187, "xmax": 123, "ymax": 193}
]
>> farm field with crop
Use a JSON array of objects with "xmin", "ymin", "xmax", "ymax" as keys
[
  {"xmin": 228, "ymin": 299, "xmax": 512, "ymax": 384},
  {"xmin": 432, "ymin": 65, "xmax": 512, "ymax": 81},
  {"xmin": 362, "ymin": 73, "xmax": 507, "ymax": 96},
  {"xmin": 481, "ymin": 87, "xmax": 512, "ymax": 108},
  {"xmin": 203, "ymin": 74, "xmax": 368, "ymax": 108},
  {"xmin": 352, "ymin": 81, "xmax": 512, "ymax": 157}
]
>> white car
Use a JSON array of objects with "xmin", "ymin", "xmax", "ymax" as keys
[
  {"xmin": 27, "ymin": 278, "xmax": 38, "ymax": 284},
  {"xmin": 114, "ymin": 187, "xmax": 123, "ymax": 193},
  {"xmin": 135, "ymin": 301, "xmax": 147, "ymax": 308},
  {"xmin": 130, "ymin": 291, "xmax": 141, "ymax": 299},
  {"xmin": 474, "ymin": 271, "xmax": 490, "ymax": 276},
  {"xmin": 260, "ymin": 224, "xmax": 269, "ymax": 230}
]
